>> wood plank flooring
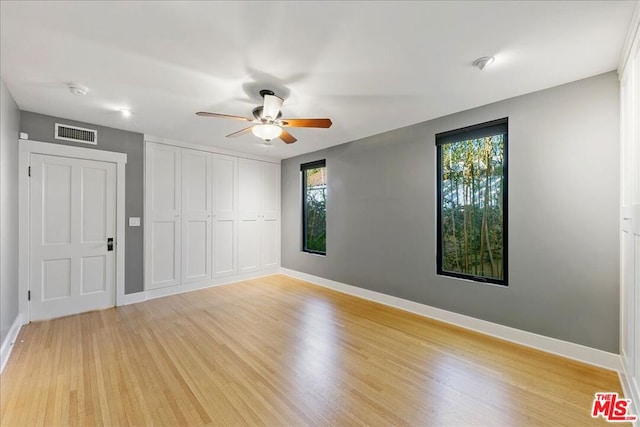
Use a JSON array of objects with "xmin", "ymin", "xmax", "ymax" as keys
[{"xmin": 0, "ymin": 275, "xmax": 626, "ymax": 426}]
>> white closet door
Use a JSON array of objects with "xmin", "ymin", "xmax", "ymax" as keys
[
  {"xmin": 238, "ymin": 158, "xmax": 261, "ymax": 274},
  {"xmin": 145, "ymin": 143, "xmax": 181, "ymax": 290},
  {"xmin": 182, "ymin": 149, "xmax": 212, "ymax": 283},
  {"xmin": 260, "ymin": 162, "xmax": 280, "ymax": 270},
  {"xmin": 213, "ymin": 155, "xmax": 237, "ymax": 277}
]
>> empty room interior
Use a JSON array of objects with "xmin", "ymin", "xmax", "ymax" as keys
[{"xmin": 1, "ymin": 1, "xmax": 640, "ymax": 425}]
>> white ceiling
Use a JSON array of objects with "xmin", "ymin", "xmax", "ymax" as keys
[{"xmin": 0, "ymin": 1, "xmax": 635, "ymax": 160}]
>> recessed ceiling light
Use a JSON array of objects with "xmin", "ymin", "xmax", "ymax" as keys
[
  {"xmin": 119, "ymin": 108, "xmax": 132, "ymax": 118},
  {"xmin": 473, "ymin": 56, "xmax": 495, "ymax": 70},
  {"xmin": 68, "ymin": 83, "xmax": 88, "ymax": 96}
]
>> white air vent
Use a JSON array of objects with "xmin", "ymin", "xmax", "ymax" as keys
[{"xmin": 55, "ymin": 123, "xmax": 97, "ymax": 144}]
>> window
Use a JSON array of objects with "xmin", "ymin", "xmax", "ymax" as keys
[
  {"xmin": 302, "ymin": 160, "xmax": 327, "ymax": 255},
  {"xmin": 436, "ymin": 118, "xmax": 508, "ymax": 285}
]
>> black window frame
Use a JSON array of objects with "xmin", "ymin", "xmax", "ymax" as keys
[
  {"xmin": 301, "ymin": 159, "xmax": 327, "ymax": 255},
  {"xmin": 436, "ymin": 118, "xmax": 508, "ymax": 286}
]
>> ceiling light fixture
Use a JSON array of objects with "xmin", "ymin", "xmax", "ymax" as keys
[
  {"xmin": 252, "ymin": 124, "xmax": 282, "ymax": 141},
  {"xmin": 119, "ymin": 108, "xmax": 132, "ymax": 118},
  {"xmin": 473, "ymin": 56, "xmax": 495, "ymax": 70},
  {"xmin": 68, "ymin": 83, "xmax": 88, "ymax": 96}
]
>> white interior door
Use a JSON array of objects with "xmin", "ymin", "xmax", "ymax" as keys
[
  {"xmin": 213, "ymin": 154, "xmax": 237, "ymax": 277},
  {"xmin": 145, "ymin": 143, "xmax": 181, "ymax": 290},
  {"xmin": 238, "ymin": 158, "xmax": 261, "ymax": 274},
  {"xmin": 29, "ymin": 154, "xmax": 116, "ymax": 321},
  {"xmin": 260, "ymin": 162, "xmax": 280, "ymax": 270},
  {"xmin": 182, "ymin": 149, "xmax": 212, "ymax": 283}
]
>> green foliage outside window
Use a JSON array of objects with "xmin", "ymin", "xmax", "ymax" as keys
[
  {"xmin": 303, "ymin": 166, "xmax": 326, "ymax": 254},
  {"xmin": 440, "ymin": 134, "xmax": 505, "ymax": 281}
]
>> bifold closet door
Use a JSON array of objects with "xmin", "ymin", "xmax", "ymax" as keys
[
  {"xmin": 238, "ymin": 158, "xmax": 261, "ymax": 274},
  {"xmin": 145, "ymin": 143, "xmax": 181, "ymax": 290},
  {"xmin": 182, "ymin": 149, "xmax": 212, "ymax": 283},
  {"xmin": 213, "ymin": 155, "xmax": 237, "ymax": 277},
  {"xmin": 260, "ymin": 162, "xmax": 280, "ymax": 270},
  {"xmin": 238, "ymin": 158, "xmax": 280, "ymax": 274}
]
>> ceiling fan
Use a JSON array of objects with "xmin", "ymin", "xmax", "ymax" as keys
[{"xmin": 196, "ymin": 90, "xmax": 332, "ymax": 144}]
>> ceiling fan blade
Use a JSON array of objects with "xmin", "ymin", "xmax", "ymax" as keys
[
  {"xmin": 196, "ymin": 112, "xmax": 252, "ymax": 121},
  {"xmin": 226, "ymin": 126, "xmax": 254, "ymax": 138},
  {"xmin": 262, "ymin": 94, "xmax": 284, "ymax": 120},
  {"xmin": 279, "ymin": 129, "xmax": 297, "ymax": 144},
  {"xmin": 280, "ymin": 118, "xmax": 332, "ymax": 128}
]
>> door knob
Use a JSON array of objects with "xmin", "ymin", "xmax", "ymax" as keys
[{"xmin": 107, "ymin": 238, "xmax": 114, "ymax": 251}]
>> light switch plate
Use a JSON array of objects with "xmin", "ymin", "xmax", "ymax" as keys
[{"xmin": 129, "ymin": 217, "xmax": 141, "ymax": 227}]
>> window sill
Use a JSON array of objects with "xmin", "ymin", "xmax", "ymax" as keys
[
  {"xmin": 302, "ymin": 251, "xmax": 326, "ymax": 257},
  {"xmin": 437, "ymin": 273, "xmax": 508, "ymax": 288}
]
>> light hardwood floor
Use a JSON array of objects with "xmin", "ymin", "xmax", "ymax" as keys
[{"xmin": 0, "ymin": 275, "xmax": 627, "ymax": 426}]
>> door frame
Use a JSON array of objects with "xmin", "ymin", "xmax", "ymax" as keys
[{"xmin": 19, "ymin": 140, "xmax": 127, "ymax": 321}]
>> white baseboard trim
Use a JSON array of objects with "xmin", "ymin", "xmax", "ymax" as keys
[
  {"xmin": 1, "ymin": 314, "xmax": 24, "ymax": 373},
  {"xmin": 117, "ymin": 269, "xmax": 281, "ymax": 307},
  {"xmin": 619, "ymin": 357, "xmax": 640, "ymax": 426},
  {"xmin": 119, "ymin": 291, "xmax": 146, "ymax": 306},
  {"xmin": 280, "ymin": 268, "xmax": 622, "ymax": 372}
]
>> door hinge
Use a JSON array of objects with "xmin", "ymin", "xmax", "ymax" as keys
[
  {"xmin": 28, "ymin": 290, "xmax": 31, "ymax": 301},
  {"xmin": 28, "ymin": 166, "xmax": 31, "ymax": 177}
]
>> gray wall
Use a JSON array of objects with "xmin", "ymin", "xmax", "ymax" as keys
[
  {"xmin": 1, "ymin": 79, "xmax": 21, "ymax": 345},
  {"xmin": 282, "ymin": 72, "xmax": 620, "ymax": 353},
  {"xmin": 20, "ymin": 111, "xmax": 144, "ymax": 294}
]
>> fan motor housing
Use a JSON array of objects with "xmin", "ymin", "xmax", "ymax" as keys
[{"xmin": 252, "ymin": 107, "xmax": 282, "ymax": 121}]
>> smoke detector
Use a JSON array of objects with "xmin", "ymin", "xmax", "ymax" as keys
[
  {"xmin": 68, "ymin": 83, "xmax": 88, "ymax": 96},
  {"xmin": 472, "ymin": 56, "xmax": 495, "ymax": 70}
]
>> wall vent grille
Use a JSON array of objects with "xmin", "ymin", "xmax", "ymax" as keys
[{"xmin": 55, "ymin": 123, "xmax": 97, "ymax": 144}]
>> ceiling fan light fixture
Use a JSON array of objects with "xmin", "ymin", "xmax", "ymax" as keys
[
  {"xmin": 196, "ymin": 92, "xmax": 331, "ymax": 145},
  {"xmin": 252, "ymin": 124, "xmax": 282, "ymax": 141}
]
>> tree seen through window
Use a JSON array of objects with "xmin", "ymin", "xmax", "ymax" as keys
[
  {"xmin": 437, "ymin": 119, "xmax": 507, "ymax": 285},
  {"xmin": 302, "ymin": 161, "xmax": 326, "ymax": 254}
]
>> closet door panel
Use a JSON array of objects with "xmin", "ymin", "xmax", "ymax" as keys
[
  {"xmin": 238, "ymin": 159, "xmax": 261, "ymax": 218},
  {"xmin": 145, "ymin": 143, "xmax": 181, "ymax": 290},
  {"xmin": 238, "ymin": 219, "xmax": 260, "ymax": 273},
  {"xmin": 182, "ymin": 149, "xmax": 212, "ymax": 283},
  {"xmin": 261, "ymin": 162, "xmax": 279, "ymax": 220},
  {"xmin": 184, "ymin": 219, "xmax": 209, "ymax": 280},
  {"xmin": 213, "ymin": 155, "xmax": 237, "ymax": 277},
  {"xmin": 214, "ymin": 220, "xmax": 235, "ymax": 277},
  {"xmin": 261, "ymin": 162, "xmax": 280, "ymax": 269},
  {"xmin": 183, "ymin": 150, "xmax": 210, "ymax": 211},
  {"xmin": 238, "ymin": 159, "xmax": 261, "ymax": 274},
  {"xmin": 261, "ymin": 218, "xmax": 278, "ymax": 270}
]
